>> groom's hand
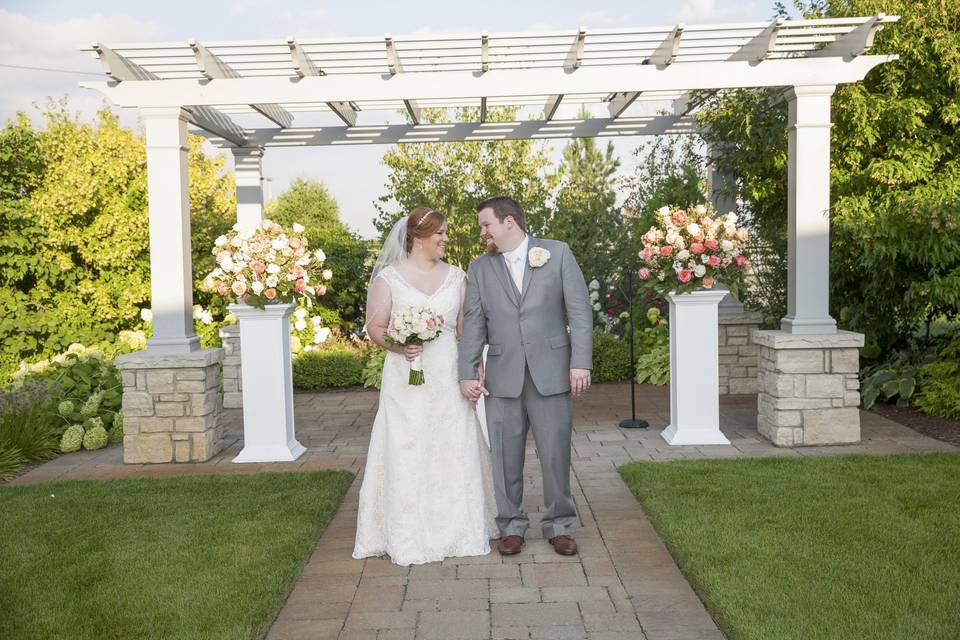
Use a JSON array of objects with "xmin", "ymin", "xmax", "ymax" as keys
[{"xmin": 570, "ymin": 369, "xmax": 592, "ymax": 396}]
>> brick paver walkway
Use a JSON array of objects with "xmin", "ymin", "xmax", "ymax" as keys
[{"xmin": 13, "ymin": 384, "xmax": 956, "ymax": 639}]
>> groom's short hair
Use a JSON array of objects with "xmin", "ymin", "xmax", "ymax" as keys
[{"xmin": 477, "ymin": 197, "xmax": 526, "ymax": 231}]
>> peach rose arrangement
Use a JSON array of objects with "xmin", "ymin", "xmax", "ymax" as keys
[
  {"xmin": 200, "ymin": 219, "xmax": 331, "ymax": 309},
  {"xmin": 638, "ymin": 204, "xmax": 750, "ymax": 295}
]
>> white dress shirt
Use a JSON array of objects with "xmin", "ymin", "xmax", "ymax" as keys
[{"xmin": 500, "ymin": 235, "xmax": 529, "ymax": 293}]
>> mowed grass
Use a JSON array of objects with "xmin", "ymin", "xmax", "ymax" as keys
[
  {"xmin": 0, "ymin": 470, "xmax": 354, "ymax": 640},
  {"xmin": 619, "ymin": 453, "xmax": 960, "ymax": 640}
]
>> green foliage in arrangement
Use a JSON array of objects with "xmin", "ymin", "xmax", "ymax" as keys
[
  {"xmin": 268, "ymin": 178, "xmax": 370, "ymax": 329},
  {"xmin": 361, "ymin": 348, "xmax": 386, "ymax": 390},
  {"xmin": 375, "ymin": 107, "xmax": 558, "ymax": 269},
  {"xmin": 0, "ymin": 103, "xmax": 235, "ymax": 385},
  {"xmin": 292, "ymin": 348, "xmax": 365, "ymax": 389},
  {"xmin": 591, "ymin": 330, "xmax": 632, "ymax": 383},
  {"xmin": 696, "ymin": 0, "xmax": 960, "ymax": 351}
]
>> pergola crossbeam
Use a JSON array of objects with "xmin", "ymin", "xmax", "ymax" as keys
[
  {"xmin": 90, "ymin": 42, "xmax": 247, "ymax": 146},
  {"xmin": 196, "ymin": 115, "xmax": 699, "ymax": 147},
  {"xmin": 647, "ymin": 25, "xmax": 683, "ymax": 66},
  {"xmin": 565, "ymin": 28, "xmax": 586, "ymax": 69},
  {"xmin": 607, "ymin": 91, "xmax": 640, "ymax": 118},
  {"xmin": 727, "ymin": 19, "xmax": 783, "ymax": 62},
  {"xmin": 811, "ymin": 13, "xmax": 889, "ymax": 58},
  {"xmin": 386, "ymin": 34, "xmax": 422, "ymax": 124},
  {"xmin": 287, "ymin": 37, "xmax": 325, "ymax": 77},
  {"xmin": 190, "ymin": 40, "xmax": 293, "ymax": 128},
  {"xmin": 543, "ymin": 95, "xmax": 563, "ymax": 120}
]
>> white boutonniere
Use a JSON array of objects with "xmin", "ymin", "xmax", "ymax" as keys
[{"xmin": 528, "ymin": 247, "xmax": 550, "ymax": 268}]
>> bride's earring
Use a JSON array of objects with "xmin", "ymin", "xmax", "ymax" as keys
[{"xmin": 415, "ymin": 240, "xmax": 422, "ymax": 250}]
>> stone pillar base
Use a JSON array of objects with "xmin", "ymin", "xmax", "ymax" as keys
[
  {"xmin": 753, "ymin": 330, "xmax": 864, "ymax": 447},
  {"xmin": 718, "ymin": 310, "xmax": 762, "ymax": 395},
  {"xmin": 219, "ymin": 324, "xmax": 242, "ymax": 409},
  {"xmin": 116, "ymin": 348, "xmax": 225, "ymax": 463}
]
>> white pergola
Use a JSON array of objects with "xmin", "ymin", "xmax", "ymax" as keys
[{"xmin": 80, "ymin": 15, "xmax": 898, "ymax": 355}]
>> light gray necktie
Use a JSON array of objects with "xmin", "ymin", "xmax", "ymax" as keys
[{"xmin": 510, "ymin": 253, "xmax": 524, "ymax": 293}]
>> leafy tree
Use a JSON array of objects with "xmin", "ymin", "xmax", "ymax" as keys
[
  {"xmin": 540, "ymin": 108, "xmax": 623, "ymax": 288},
  {"xmin": 696, "ymin": 0, "xmax": 960, "ymax": 350},
  {"xmin": 375, "ymin": 107, "xmax": 558, "ymax": 268},
  {"xmin": 0, "ymin": 103, "xmax": 235, "ymax": 383},
  {"xmin": 268, "ymin": 178, "xmax": 370, "ymax": 329}
]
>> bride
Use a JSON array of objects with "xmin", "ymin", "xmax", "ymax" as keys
[{"xmin": 352, "ymin": 207, "xmax": 497, "ymax": 566}]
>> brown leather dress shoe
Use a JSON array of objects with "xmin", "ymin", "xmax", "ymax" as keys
[
  {"xmin": 497, "ymin": 535, "xmax": 524, "ymax": 555},
  {"xmin": 549, "ymin": 535, "xmax": 578, "ymax": 555}
]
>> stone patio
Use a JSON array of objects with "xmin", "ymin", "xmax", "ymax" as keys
[{"xmin": 12, "ymin": 383, "xmax": 957, "ymax": 639}]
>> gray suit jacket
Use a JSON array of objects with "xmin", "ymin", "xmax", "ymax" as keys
[{"xmin": 458, "ymin": 237, "xmax": 593, "ymax": 398}]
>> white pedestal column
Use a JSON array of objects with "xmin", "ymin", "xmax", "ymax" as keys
[
  {"xmin": 781, "ymin": 85, "xmax": 838, "ymax": 335},
  {"xmin": 231, "ymin": 147, "xmax": 265, "ymax": 230},
  {"xmin": 142, "ymin": 107, "xmax": 199, "ymax": 354},
  {"xmin": 228, "ymin": 302, "xmax": 305, "ymax": 463},
  {"xmin": 662, "ymin": 289, "xmax": 730, "ymax": 446}
]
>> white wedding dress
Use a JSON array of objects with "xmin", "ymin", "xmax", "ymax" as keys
[{"xmin": 353, "ymin": 264, "xmax": 498, "ymax": 566}]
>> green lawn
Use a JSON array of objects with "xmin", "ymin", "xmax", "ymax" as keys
[
  {"xmin": 619, "ymin": 453, "xmax": 960, "ymax": 640},
  {"xmin": 0, "ymin": 470, "xmax": 354, "ymax": 640}
]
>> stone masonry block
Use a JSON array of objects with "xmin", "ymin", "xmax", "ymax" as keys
[
  {"xmin": 829, "ymin": 349, "xmax": 860, "ymax": 374},
  {"xmin": 123, "ymin": 433, "xmax": 173, "ymax": 464},
  {"xmin": 146, "ymin": 370, "xmax": 175, "ymax": 393},
  {"xmin": 804, "ymin": 375, "xmax": 846, "ymax": 398},
  {"xmin": 190, "ymin": 393, "xmax": 219, "ymax": 417},
  {"xmin": 122, "ymin": 391, "xmax": 155, "ymax": 417},
  {"xmin": 155, "ymin": 402, "xmax": 185, "ymax": 418},
  {"xmin": 175, "ymin": 380, "xmax": 206, "ymax": 393},
  {"xmin": 775, "ymin": 349, "xmax": 824, "ymax": 374},
  {"xmin": 176, "ymin": 414, "xmax": 218, "ymax": 433},
  {"xmin": 802, "ymin": 408, "xmax": 860, "ymax": 445}
]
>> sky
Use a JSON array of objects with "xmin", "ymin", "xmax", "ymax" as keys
[{"xmin": 0, "ymin": 0, "xmax": 781, "ymax": 237}]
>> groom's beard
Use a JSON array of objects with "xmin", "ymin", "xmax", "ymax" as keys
[{"xmin": 483, "ymin": 235, "xmax": 498, "ymax": 253}]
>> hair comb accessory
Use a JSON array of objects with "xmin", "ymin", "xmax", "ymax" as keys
[{"xmin": 415, "ymin": 210, "xmax": 437, "ymax": 227}]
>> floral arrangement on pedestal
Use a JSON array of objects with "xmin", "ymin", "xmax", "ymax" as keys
[
  {"xmin": 200, "ymin": 219, "xmax": 331, "ymax": 309},
  {"xmin": 637, "ymin": 204, "xmax": 751, "ymax": 295}
]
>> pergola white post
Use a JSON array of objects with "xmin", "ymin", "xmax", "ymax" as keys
[
  {"xmin": 781, "ymin": 85, "xmax": 837, "ymax": 335},
  {"xmin": 220, "ymin": 147, "xmax": 265, "ymax": 411},
  {"xmin": 231, "ymin": 147, "xmax": 265, "ymax": 228},
  {"xmin": 143, "ymin": 106, "xmax": 200, "ymax": 353}
]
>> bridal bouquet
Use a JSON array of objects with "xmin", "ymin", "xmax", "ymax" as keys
[
  {"xmin": 384, "ymin": 306, "xmax": 445, "ymax": 385},
  {"xmin": 200, "ymin": 219, "xmax": 330, "ymax": 309},
  {"xmin": 637, "ymin": 204, "xmax": 750, "ymax": 295}
]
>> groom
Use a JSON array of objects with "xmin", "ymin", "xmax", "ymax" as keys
[{"xmin": 458, "ymin": 196, "xmax": 593, "ymax": 556}]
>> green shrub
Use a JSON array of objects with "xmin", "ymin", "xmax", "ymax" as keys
[
  {"xmin": 0, "ymin": 442, "xmax": 23, "ymax": 480},
  {"xmin": 592, "ymin": 330, "xmax": 631, "ymax": 383},
  {"xmin": 292, "ymin": 348, "xmax": 364, "ymax": 389},
  {"xmin": 362, "ymin": 348, "xmax": 386, "ymax": 390},
  {"xmin": 0, "ymin": 377, "xmax": 60, "ymax": 473},
  {"xmin": 82, "ymin": 425, "xmax": 109, "ymax": 450},
  {"xmin": 634, "ymin": 308, "xmax": 670, "ymax": 386},
  {"xmin": 108, "ymin": 413, "xmax": 124, "ymax": 444},
  {"xmin": 60, "ymin": 425, "xmax": 84, "ymax": 453},
  {"xmin": 914, "ymin": 361, "xmax": 960, "ymax": 420}
]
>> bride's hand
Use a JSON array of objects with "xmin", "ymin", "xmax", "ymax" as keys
[{"xmin": 402, "ymin": 344, "xmax": 423, "ymax": 362}]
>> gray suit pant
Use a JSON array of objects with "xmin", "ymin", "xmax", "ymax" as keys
[{"xmin": 486, "ymin": 366, "xmax": 576, "ymax": 539}]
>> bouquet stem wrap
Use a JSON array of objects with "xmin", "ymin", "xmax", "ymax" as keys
[{"xmin": 409, "ymin": 354, "xmax": 425, "ymax": 385}]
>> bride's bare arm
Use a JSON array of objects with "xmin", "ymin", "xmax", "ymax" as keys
[{"xmin": 366, "ymin": 276, "xmax": 420, "ymax": 360}]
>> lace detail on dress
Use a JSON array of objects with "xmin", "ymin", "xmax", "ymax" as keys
[{"xmin": 353, "ymin": 264, "xmax": 498, "ymax": 566}]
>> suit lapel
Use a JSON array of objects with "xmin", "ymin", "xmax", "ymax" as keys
[
  {"xmin": 490, "ymin": 252, "xmax": 520, "ymax": 307},
  {"xmin": 518, "ymin": 237, "xmax": 537, "ymax": 305}
]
